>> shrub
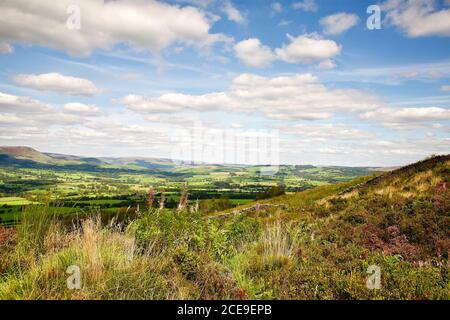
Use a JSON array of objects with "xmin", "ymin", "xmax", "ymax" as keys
[{"xmin": 227, "ymin": 215, "xmax": 261, "ymax": 247}]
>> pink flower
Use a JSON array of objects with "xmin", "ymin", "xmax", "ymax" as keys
[
  {"xmin": 147, "ymin": 187, "xmax": 155, "ymax": 208},
  {"xmin": 178, "ymin": 187, "xmax": 189, "ymax": 210}
]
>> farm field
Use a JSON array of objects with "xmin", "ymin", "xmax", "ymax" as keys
[
  {"xmin": 0, "ymin": 147, "xmax": 379, "ymax": 225},
  {"xmin": 0, "ymin": 153, "xmax": 448, "ymax": 300}
]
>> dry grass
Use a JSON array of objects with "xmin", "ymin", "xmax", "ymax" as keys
[
  {"xmin": 261, "ymin": 221, "xmax": 293, "ymax": 262},
  {"xmin": 340, "ymin": 190, "xmax": 359, "ymax": 199}
]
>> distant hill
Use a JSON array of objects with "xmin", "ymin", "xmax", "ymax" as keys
[
  {"xmin": 0, "ymin": 146, "xmax": 55, "ymax": 164},
  {"xmin": 0, "ymin": 146, "xmax": 176, "ymax": 170},
  {"xmin": 99, "ymin": 157, "xmax": 176, "ymax": 169},
  {"xmin": 0, "ymin": 146, "xmax": 386, "ymax": 173}
]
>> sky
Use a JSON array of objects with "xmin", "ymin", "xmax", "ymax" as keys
[{"xmin": 0, "ymin": 0, "xmax": 449, "ymax": 166}]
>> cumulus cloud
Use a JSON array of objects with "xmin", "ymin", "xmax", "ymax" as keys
[
  {"xmin": 0, "ymin": 91, "xmax": 53, "ymax": 113},
  {"xmin": 13, "ymin": 73, "xmax": 102, "ymax": 96},
  {"xmin": 361, "ymin": 107, "xmax": 450, "ymax": 129},
  {"xmin": 0, "ymin": 90, "xmax": 108, "ymax": 131},
  {"xmin": 442, "ymin": 85, "xmax": 450, "ymax": 91},
  {"xmin": 118, "ymin": 73, "xmax": 380, "ymax": 120},
  {"xmin": 292, "ymin": 0, "xmax": 318, "ymax": 12},
  {"xmin": 0, "ymin": 0, "xmax": 226, "ymax": 56},
  {"xmin": 320, "ymin": 12, "xmax": 359, "ymax": 35},
  {"xmin": 316, "ymin": 59, "xmax": 337, "ymax": 69},
  {"xmin": 117, "ymin": 92, "xmax": 228, "ymax": 113},
  {"xmin": 233, "ymin": 35, "xmax": 341, "ymax": 68},
  {"xmin": 234, "ymin": 38, "xmax": 276, "ymax": 68},
  {"xmin": 382, "ymin": 0, "xmax": 450, "ymax": 37},
  {"xmin": 221, "ymin": 1, "xmax": 245, "ymax": 24},
  {"xmin": 275, "ymin": 34, "xmax": 341, "ymax": 64}
]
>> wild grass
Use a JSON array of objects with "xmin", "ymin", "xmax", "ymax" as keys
[
  {"xmin": 0, "ymin": 156, "xmax": 449, "ymax": 300},
  {"xmin": 261, "ymin": 221, "xmax": 293, "ymax": 264}
]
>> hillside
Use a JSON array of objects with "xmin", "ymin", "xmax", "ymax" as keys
[
  {"xmin": 0, "ymin": 146, "xmax": 173, "ymax": 169},
  {"xmin": 0, "ymin": 155, "xmax": 448, "ymax": 300},
  {"xmin": 258, "ymin": 154, "xmax": 450, "ymax": 261},
  {"xmin": 0, "ymin": 146, "xmax": 55, "ymax": 164}
]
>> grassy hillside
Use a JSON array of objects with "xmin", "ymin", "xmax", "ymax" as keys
[
  {"xmin": 0, "ymin": 146, "xmax": 55, "ymax": 164},
  {"xmin": 0, "ymin": 155, "xmax": 448, "ymax": 300}
]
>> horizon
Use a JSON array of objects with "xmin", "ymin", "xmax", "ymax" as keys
[
  {"xmin": 0, "ymin": 0, "xmax": 449, "ymax": 167},
  {"xmin": 2, "ymin": 144, "xmax": 446, "ymax": 168}
]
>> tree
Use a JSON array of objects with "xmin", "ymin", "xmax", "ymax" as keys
[{"xmin": 256, "ymin": 185, "xmax": 285, "ymax": 200}]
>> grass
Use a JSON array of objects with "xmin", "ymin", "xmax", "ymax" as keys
[
  {"xmin": 0, "ymin": 197, "xmax": 37, "ymax": 206},
  {"xmin": 0, "ymin": 156, "xmax": 448, "ymax": 300}
]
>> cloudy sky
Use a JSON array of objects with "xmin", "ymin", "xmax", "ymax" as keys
[{"xmin": 0, "ymin": 0, "xmax": 449, "ymax": 166}]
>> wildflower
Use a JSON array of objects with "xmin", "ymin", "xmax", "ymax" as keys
[
  {"xmin": 147, "ymin": 187, "xmax": 155, "ymax": 208},
  {"xmin": 178, "ymin": 186, "xmax": 189, "ymax": 211}
]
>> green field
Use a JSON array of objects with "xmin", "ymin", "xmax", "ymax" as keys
[
  {"xmin": 0, "ymin": 155, "xmax": 448, "ymax": 300},
  {"xmin": 0, "ymin": 151, "xmax": 380, "ymax": 226},
  {"xmin": 0, "ymin": 197, "xmax": 35, "ymax": 206}
]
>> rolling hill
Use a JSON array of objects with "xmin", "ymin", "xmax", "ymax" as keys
[
  {"xmin": 0, "ymin": 154, "xmax": 448, "ymax": 299},
  {"xmin": 0, "ymin": 146, "xmax": 384, "ymax": 174},
  {"xmin": 0, "ymin": 146, "xmax": 55, "ymax": 164},
  {"xmin": 0, "ymin": 146, "xmax": 177, "ymax": 171}
]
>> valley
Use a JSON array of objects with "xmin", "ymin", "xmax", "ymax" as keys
[{"xmin": 0, "ymin": 146, "xmax": 378, "ymax": 225}]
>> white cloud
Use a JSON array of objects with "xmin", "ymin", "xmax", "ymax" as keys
[
  {"xmin": 234, "ymin": 35, "xmax": 341, "ymax": 68},
  {"xmin": 382, "ymin": 0, "xmax": 450, "ymax": 37},
  {"xmin": 0, "ymin": 91, "xmax": 53, "ymax": 113},
  {"xmin": 0, "ymin": 42, "xmax": 13, "ymax": 54},
  {"xmin": 317, "ymin": 59, "xmax": 337, "ymax": 69},
  {"xmin": 320, "ymin": 12, "xmax": 359, "ymax": 35},
  {"xmin": 0, "ymin": 91, "xmax": 109, "ymax": 131},
  {"xmin": 13, "ymin": 73, "xmax": 102, "ymax": 96},
  {"xmin": 361, "ymin": 107, "xmax": 450, "ymax": 129},
  {"xmin": 292, "ymin": 0, "xmax": 318, "ymax": 12},
  {"xmin": 279, "ymin": 123, "xmax": 375, "ymax": 140},
  {"xmin": 271, "ymin": 2, "xmax": 283, "ymax": 14},
  {"xmin": 442, "ymin": 85, "xmax": 450, "ymax": 91},
  {"xmin": 275, "ymin": 34, "xmax": 341, "ymax": 64},
  {"xmin": 0, "ymin": 0, "xmax": 225, "ymax": 56},
  {"xmin": 119, "ymin": 73, "xmax": 380, "ymax": 120},
  {"xmin": 0, "ymin": 114, "xmax": 23, "ymax": 126},
  {"xmin": 117, "ymin": 92, "xmax": 229, "ymax": 113},
  {"xmin": 221, "ymin": 1, "xmax": 245, "ymax": 24},
  {"xmin": 234, "ymin": 38, "xmax": 276, "ymax": 68},
  {"xmin": 63, "ymin": 103, "xmax": 103, "ymax": 116}
]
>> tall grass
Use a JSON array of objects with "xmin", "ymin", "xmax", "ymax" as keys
[
  {"xmin": 261, "ymin": 221, "xmax": 293, "ymax": 263},
  {"xmin": 15, "ymin": 202, "xmax": 59, "ymax": 259},
  {"xmin": 1, "ymin": 156, "xmax": 449, "ymax": 300}
]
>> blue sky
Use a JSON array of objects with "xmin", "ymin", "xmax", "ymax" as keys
[{"xmin": 0, "ymin": 0, "xmax": 449, "ymax": 166}]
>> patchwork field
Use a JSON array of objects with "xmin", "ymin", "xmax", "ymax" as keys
[
  {"xmin": 0, "ymin": 157, "xmax": 378, "ymax": 225},
  {"xmin": 0, "ymin": 154, "xmax": 448, "ymax": 300}
]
